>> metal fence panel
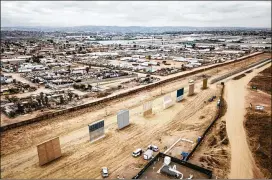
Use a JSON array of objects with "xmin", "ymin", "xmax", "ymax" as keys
[
  {"xmin": 88, "ymin": 120, "xmax": 105, "ymax": 142},
  {"xmin": 117, "ymin": 110, "xmax": 130, "ymax": 129}
]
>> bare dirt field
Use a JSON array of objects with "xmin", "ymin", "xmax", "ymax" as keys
[
  {"xmin": 0, "ymin": 53, "xmax": 271, "ymax": 179},
  {"xmin": 249, "ymin": 65, "xmax": 271, "ymax": 94},
  {"xmin": 244, "ymin": 65, "xmax": 272, "ymax": 179},
  {"xmin": 1, "ymin": 81, "xmax": 221, "ymax": 179},
  {"xmin": 223, "ymin": 63, "xmax": 271, "ymax": 179}
]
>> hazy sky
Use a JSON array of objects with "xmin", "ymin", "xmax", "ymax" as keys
[{"xmin": 1, "ymin": 1, "xmax": 271, "ymax": 28}]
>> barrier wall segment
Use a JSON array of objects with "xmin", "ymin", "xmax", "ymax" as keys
[
  {"xmin": 88, "ymin": 120, "xmax": 105, "ymax": 142},
  {"xmin": 117, "ymin": 110, "xmax": 130, "ymax": 129},
  {"xmin": 37, "ymin": 137, "xmax": 62, "ymax": 166}
]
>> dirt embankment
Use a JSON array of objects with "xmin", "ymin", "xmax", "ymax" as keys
[
  {"xmin": 249, "ymin": 65, "xmax": 272, "ymax": 94},
  {"xmin": 188, "ymin": 98, "xmax": 230, "ymax": 179},
  {"xmin": 244, "ymin": 65, "xmax": 272, "ymax": 179}
]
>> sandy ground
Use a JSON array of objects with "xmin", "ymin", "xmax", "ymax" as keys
[
  {"xmin": 244, "ymin": 66, "xmax": 272, "ymax": 179},
  {"xmin": 0, "ymin": 54, "xmax": 270, "ymax": 179},
  {"xmin": 1, "ymin": 79, "xmax": 221, "ymax": 178},
  {"xmin": 223, "ymin": 63, "xmax": 271, "ymax": 179},
  {"xmin": 188, "ymin": 109, "xmax": 231, "ymax": 179}
]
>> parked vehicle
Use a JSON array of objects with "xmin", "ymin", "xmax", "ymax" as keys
[
  {"xmin": 143, "ymin": 149, "xmax": 153, "ymax": 160},
  {"xmin": 132, "ymin": 148, "xmax": 143, "ymax": 157},
  {"xmin": 189, "ymin": 79, "xmax": 194, "ymax": 83},
  {"xmin": 208, "ymin": 97, "xmax": 213, "ymax": 102},
  {"xmin": 217, "ymin": 99, "xmax": 221, "ymax": 107},
  {"xmin": 148, "ymin": 145, "xmax": 159, "ymax": 152},
  {"xmin": 208, "ymin": 95, "xmax": 217, "ymax": 102},
  {"xmin": 101, "ymin": 167, "xmax": 109, "ymax": 178}
]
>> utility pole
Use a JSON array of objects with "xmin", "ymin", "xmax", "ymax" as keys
[{"xmin": 161, "ymin": 85, "xmax": 163, "ymax": 95}]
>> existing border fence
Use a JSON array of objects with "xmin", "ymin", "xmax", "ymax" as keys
[
  {"xmin": 185, "ymin": 83, "xmax": 225, "ymax": 161},
  {"xmin": 0, "ymin": 52, "xmax": 264, "ymax": 131},
  {"xmin": 210, "ymin": 58, "xmax": 271, "ymax": 84}
]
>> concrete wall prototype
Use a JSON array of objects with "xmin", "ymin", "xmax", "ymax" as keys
[
  {"xmin": 88, "ymin": 120, "xmax": 105, "ymax": 142},
  {"xmin": 176, "ymin": 88, "xmax": 184, "ymax": 102},
  {"xmin": 37, "ymin": 137, "xmax": 62, "ymax": 166},
  {"xmin": 163, "ymin": 95, "xmax": 174, "ymax": 109},
  {"xmin": 143, "ymin": 101, "xmax": 152, "ymax": 117},
  {"xmin": 117, "ymin": 110, "xmax": 130, "ymax": 129},
  {"xmin": 1, "ymin": 52, "xmax": 264, "ymax": 132},
  {"xmin": 188, "ymin": 83, "xmax": 195, "ymax": 96},
  {"xmin": 202, "ymin": 78, "xmax": 208, "ymax": 89}
]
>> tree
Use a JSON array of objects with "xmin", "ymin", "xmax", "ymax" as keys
[
  {"xmin": 1, "ymin": 48, "xmax": 4, "ymax": 53},
  {"xmin": 44, "ymin": 96, "xmax": 49, "ymax": 106},
  {"xmin": 78, "ymin": 46, "xmax": 83, "ymax": 52},
  {"xmin": 37, "ymin": 98, "xmax": 42, "ymax": 106},
  {"xmin": 40, "ymin": 92, "xmax": 44, "ymax": 105},
  {"xmin": 192, "ymin": 43, "xmax": 196, "ymax": 49},
  {"xmin": 88, "ymin": 84, "xmax": 92, "ymax": 90},
  {"xmin": 32, "ymin": 55, "xmax": 41, "ymax": 63},
  {"xmin": 73, "ymin": 83, "xmax": 80, "ymax": 89},
  {"xmin": 17, "ymin": 103, "xmax": 24, "ymax": 114},
  {"xmin": 68, "ymin": 91, "xmax": 73, "ymax": 101},
  {"xmin": 60, "ymin": 96, "xmax": 64, "ymax": 104},
  {"xmin": 86, "ymin": 66, "xmax": 90, "ymax": 74},
  {"xmin": 68, "ymin": 65, "xmax": 71, "ymax": 74}
]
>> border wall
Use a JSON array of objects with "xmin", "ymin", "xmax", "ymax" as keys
[
  {"xmin": 210, "ymin": 58, "xmax": 271, "ymax": 84},
  {"xmin": 185, "ymin": 84, "xmax": 225, "ymax": 161},
  {"xmin": 0, "ymin": 52, "xmax": 264, "ymax": 131}
]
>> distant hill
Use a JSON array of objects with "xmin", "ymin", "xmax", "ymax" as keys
[{"xmin": 1, "ymin": 26, "xmax": 270, "ymax": 33}]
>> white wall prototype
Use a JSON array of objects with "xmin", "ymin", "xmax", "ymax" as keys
[
  {"xmin": 117, "ymin": 110, "xmax": 130, "ymax": 129},
  {"xmin": 163, "ymin": 95, "xmax": 174, "ymax": 109}
]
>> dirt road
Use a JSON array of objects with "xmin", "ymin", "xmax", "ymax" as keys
[{"xmin": 224, "ymin": 63, "xmax": 271, "ymax": 178}]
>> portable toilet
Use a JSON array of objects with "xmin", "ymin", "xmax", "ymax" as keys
[
  {"xmin": 181, "ymin": 152, "xmax": 189, "ymax": 161},
  {"xmin": 164, "ymin": 156, "xmax": 171, "ymax": 165}
]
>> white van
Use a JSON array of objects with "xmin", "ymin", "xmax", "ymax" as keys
[
  {"xmin": 148, "ymin": 145, "xmax": 159, "ymax": 152},
  {"xmin": 132, "ymin": 148, "xmax": 143, "ymax": 157}
]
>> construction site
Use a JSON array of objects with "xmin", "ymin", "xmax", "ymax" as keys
[{"xmin": 0, "ymin": 52, "xmax": 271, "ymax": 179}]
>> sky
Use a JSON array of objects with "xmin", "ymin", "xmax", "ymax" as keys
[{"xmin": 1, "ymin": 1, "xmax": 271, "ymax": 28}]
